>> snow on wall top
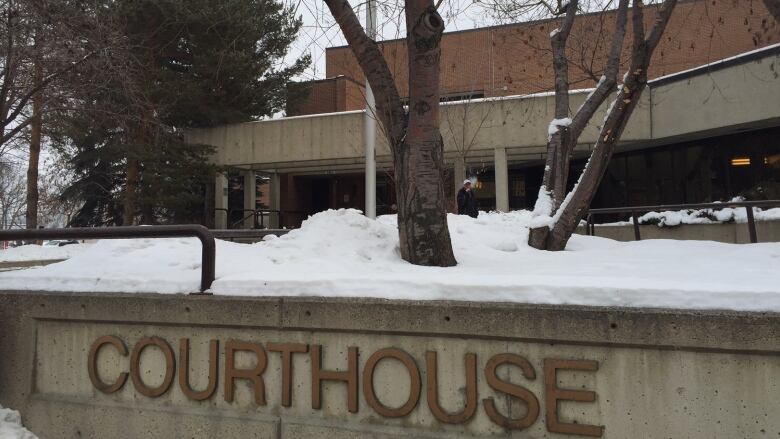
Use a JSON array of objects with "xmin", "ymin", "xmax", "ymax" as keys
[{"xmin": 1, "ymin": 209, "xmax": 779, "ymax": 312}]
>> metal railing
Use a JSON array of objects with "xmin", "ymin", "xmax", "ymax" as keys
[
  {"xmin": 0, "ymin": 225, "xmax": 215, "ymax": 293},
  {"xmin": 585, "ymin": 200, "xmax": 780, "ymax": 243},
  {"xmin": 211, "ymin": 229, "xmax": 290, "ymax": 242},
  {"xmin": 215, "ymin": 208, "xmax": 308, "ymax": 229}
]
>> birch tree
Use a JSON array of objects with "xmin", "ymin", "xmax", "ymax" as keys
[{"xmin": 324, "ymin": 0, "xmax": 457, "ymax": 266}]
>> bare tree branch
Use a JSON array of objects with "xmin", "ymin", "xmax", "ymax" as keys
[
  {"xmin": 323, "ymin": 0, "xmax": 406, "ymax": 145},
  {"xmin": 545, "ymin": 0, "xmax": 679, "ymax": 250}
]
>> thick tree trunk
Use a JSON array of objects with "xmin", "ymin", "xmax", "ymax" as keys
[
  {"xmin": 123, "ymin": 158, "xmax": 139, "ymax": 226},
  {"xmin": 545, "ymin": 0, "xmax": 678, "ymax": 251},
  {"xmin": 325, "ymin": 0, "xmax": 456, "ymax": 266},
  {"xmin": 394, "ymin": 0, "xmax": 456, "ymax": 266},
  {"xmin": 141, "ymin": 202, "xmax": 154, "ymax": 225}
]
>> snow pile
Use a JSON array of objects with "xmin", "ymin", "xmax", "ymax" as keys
[
  {"xmin": 1, "ymin": 209, "xmax": 779, "ymax": 311},
  {"xmin": 0, "ymin": 243, "xmax": 89, "ymax": 263},
  {"xmin": 0, "ymin": 237, "xmax": 204, "ymax": 294},
  {"xmin": 0, "ymin": 405, "xmax": 38, "ymax": 439},
  {"xmin": 529, "ymin": 187, "xmax": 554, "ymax": 228}
]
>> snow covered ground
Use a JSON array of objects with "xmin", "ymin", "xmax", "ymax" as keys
[
  {"xmin": 0, "ymin": 405, "xmax": 37, "ymax": 439},
  {"xmin": 0, "ymin": 209, "xmax": 778, "ymax": 312},
  {"xmin": 0, "ymin": 243, "xmax": 89, "ymax": 263}
]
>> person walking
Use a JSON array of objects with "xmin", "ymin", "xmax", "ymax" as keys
[{"xmin": 456, "ymin": 179, "xmax": 478, "ymax": 218}]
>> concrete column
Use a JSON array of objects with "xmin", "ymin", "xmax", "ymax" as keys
[
  {"xmin": 214, "ymin": 172, "xmax": 228, "ymax": 229},
  {"xmin": 364, "ymin": 0, "xmax": 377, "ymax": 220},
  {"xmin": 243, "ymin": 170, "xmax": 256, "ymax": 229},
  {"xmin": 494, "ymin": 148, "xmax": 509, "ymax": 212},
  {"xmin": 269, "ymin": 172, "xmax": 281, "ymax": 228}
]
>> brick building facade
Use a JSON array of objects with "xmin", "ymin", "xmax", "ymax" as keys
[
  {"xmin": 288, "ymin": 0, "xmax": 779, "ymax": 116},
  {"xmin": 286, "ymin": 76, "xmax": 366, "ymax": 116}
]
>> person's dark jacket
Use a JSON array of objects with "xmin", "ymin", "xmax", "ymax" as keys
[{"xmin": 457, "ymin": 187, "xmax": 478, "ymax": 218}]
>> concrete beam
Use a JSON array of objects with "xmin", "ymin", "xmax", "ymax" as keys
[{"xmin": 187, "ymin": 50, "xmax": 780, "ymax": 173}]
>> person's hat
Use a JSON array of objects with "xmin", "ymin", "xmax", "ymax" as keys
[{"xmin": 463, "ymin": 179, "xmax": 472, "ymax": 185}]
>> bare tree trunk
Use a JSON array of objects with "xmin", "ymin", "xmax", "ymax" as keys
[
  {"xmin": 123, "ymin": 157, "xmax": 139, "ymax": 225},
  {"xmin": 395, "ymin": 0, "xmax": 456, "ymax": 266},
  {"xmin": 528, "ymin": 0, "xmax": 579, "ymax": 249},
  {"xmin": 204, "ymin": 168, "xmax": 215, "ymax": 228},
  {"xmin": 141, "ymin": 202, "xmax": 154, "ymax": 225},
  {"xmin": 124, "ymin": 119, "xmax": 150, "ymax": 226},
  {"xmin": 545, "ymin": 0, "xmax": 678, "ymax": 251},
  {"xmin": 25, "ymin": 47, "xmax": 43, "ymax": 232},
  {"xmin": 325, "ymin": 0, "xmax": 456, "ymax": 266},
  {"xmin": 529, "ymin": 0, "xmax": 630, "ymax": 250}
]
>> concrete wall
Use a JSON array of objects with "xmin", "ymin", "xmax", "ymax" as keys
[
  {"xmin": 1, "ymin": 292, "xmax": 779, "ymax": 438},
  {"xmin": 576, "ymin": 220, "xmax": 780, "ymax": 244},
  {"xmin": 650, "ymin": 52, "xmax": 780, "ymax": 140},
  {"xmin": 186, "ymin": 49, "xmax": 780, "ymax": 173}
]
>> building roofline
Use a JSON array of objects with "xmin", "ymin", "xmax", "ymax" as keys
[
  {"xmin": 289, "ymin": 75, "xmax": 365, "ymax": 87},
  {"xmin": 649, "ymin": 43, "xmax": 780, "ymax": 87}
]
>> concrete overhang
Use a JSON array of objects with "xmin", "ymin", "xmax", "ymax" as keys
[{"xmin": 185, "ymin": 45, "xmax": 780, "ymax": 173}]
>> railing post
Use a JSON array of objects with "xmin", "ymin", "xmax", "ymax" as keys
[
  {"xmin": 745, "ymin": 206, "xmax": 758, "ymax": 243},
  {"xmin": 196, "ymin": 227, "xmax": 216, "ymax": 294},
  {"xmin": 631, "ymin": 211, "xmax": 641, "ymax": 241},
  {"xmin": 586, "ymin": 214, "xmax": 594, "ymax": 236}
]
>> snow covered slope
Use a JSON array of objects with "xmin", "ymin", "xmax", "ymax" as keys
[
  {"xmin": 1, "ymin": 209, "xmax": 778, "ymax": 311},
  {"xmin": 0, "ymin": 243, "xmax": 88, "ymax": 263}
]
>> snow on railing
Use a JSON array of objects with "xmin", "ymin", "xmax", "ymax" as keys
[{"xmin": 584, "ymin": 200, "xmax": 780, "ymax": 243}]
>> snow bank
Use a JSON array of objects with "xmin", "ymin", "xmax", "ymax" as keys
[
  {"xmin": 0, "ymin": 405, "xmax": 37, "ymax": 439},
  {"xmin": 0, "ymin": 243, "xmax": 89, "ymax": 263},
  {"xmin": 1, "ymin": 209, "xmax": 779, "ymax": 312}
]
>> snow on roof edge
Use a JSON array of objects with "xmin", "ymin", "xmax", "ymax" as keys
[{"xmin": 650, "ymin": 43, "xmax": 780, "ymax": 86}]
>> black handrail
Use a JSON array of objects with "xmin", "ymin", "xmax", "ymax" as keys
[
  {"xmin": 586, "ymin": 200, "xmax": 780, "ymax": 243},
  {"xmin": 0, "ymin": 225, "xmax": 216, "ymax": 293},
  {"xmin": 211, "ymin": 229, "xmax": 290, "ymax": 241},
  {"xmin": 217, "ymin": 208, "xmax": 308, "ymax": 229}
]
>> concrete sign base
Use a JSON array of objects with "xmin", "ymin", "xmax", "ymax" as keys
[{"xmin": 0, "ymin": 292, "xmax": 778, "ymax": 438}]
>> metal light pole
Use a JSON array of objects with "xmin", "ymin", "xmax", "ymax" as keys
[{"xmin": 364, "ymin": 0, "xmax": 377, "ymax": 219}]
